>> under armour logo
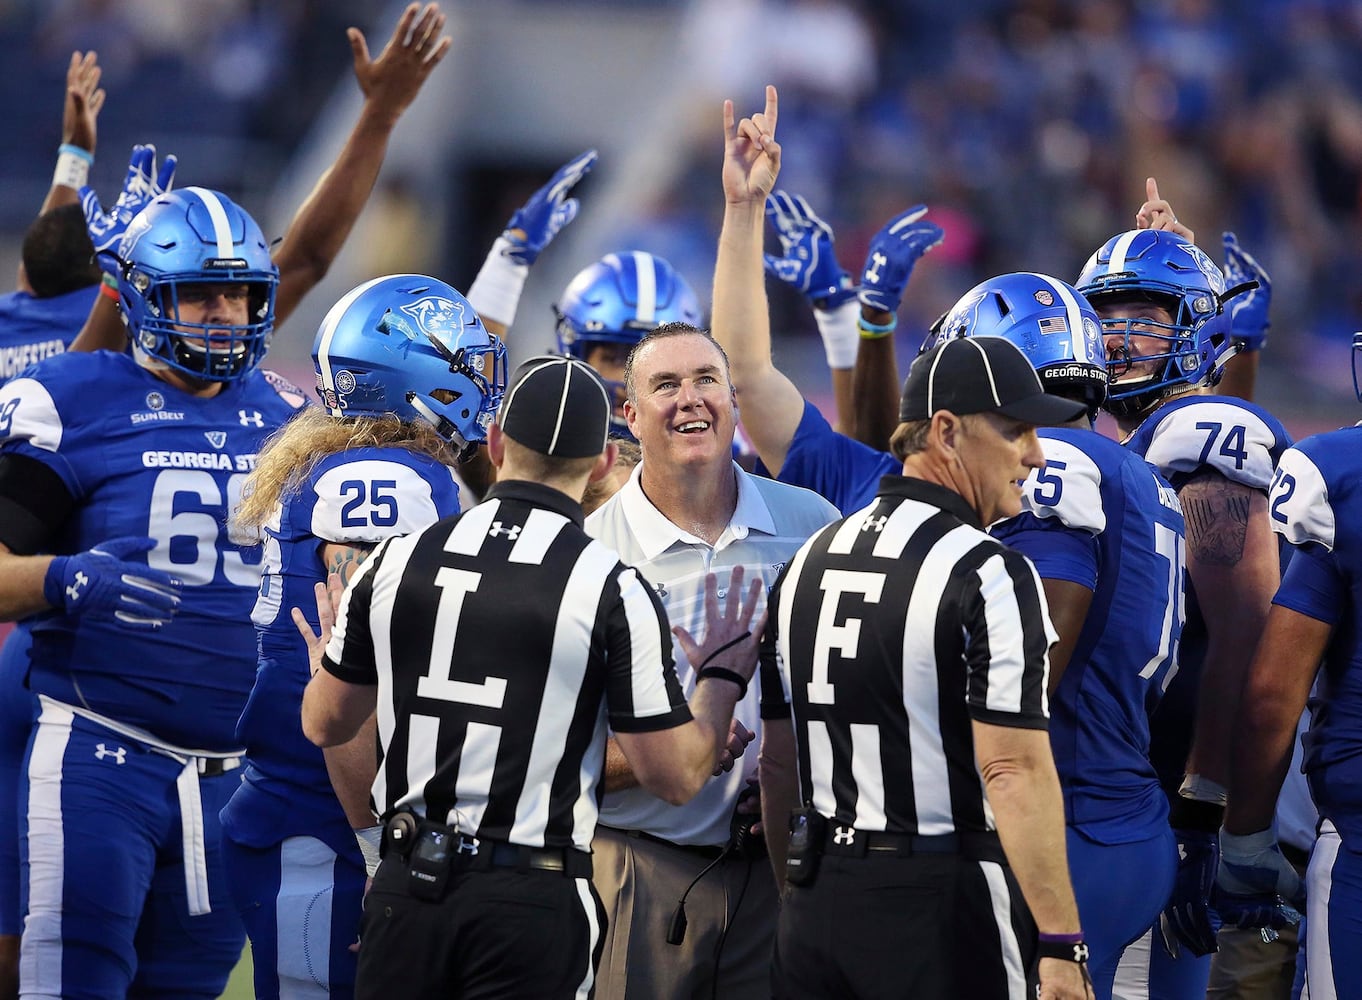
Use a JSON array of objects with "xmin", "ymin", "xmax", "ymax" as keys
[
  {"xmin": 865, "ymin": 251, "xmax": 888, "ymax": 283},
  {"xmin": 862, "ymin": 515, "xmax": 889, "ymax": 533},
  {"xmin": 456, "ymin": 836, "xmax": 480, "ymax": 856},
  {"xmin": 487, "ymin": 521, "xmax": 521, "ymax": 540},
  {"xmin": 238, "ymin": 409, "xmax": 264, "ymax": 427},
  {"xmin": 94, "ymin": 743, "xmax": 127, "ymax": 764},
  {"xmin": 66, "ymin": 570, "xmax": 89, "ymax": 603},
  {"xmin": 653, "ymin": 582, "xmax": 669, "ymax": 601},
  {"xmin": 1070, "ymin": 943, "xmax": 1090, "ymax": 964},
  {"xmin": 832, "ymin": 826, "xmax": 856, "ymax": 846}
]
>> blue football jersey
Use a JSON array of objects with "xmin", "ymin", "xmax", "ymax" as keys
[
  {"xmin": 0, "ymin": 350, "xmax": 306, "ymax": 750},
  {"xmin": 0, "ymin": 287, "xmax": 95, "ymax": 386},
  {"xmin": 994, "ymin": 429, "xmax": 1186, "ymax": 841},
  {"xmin": 223, "ymin": 446, "xmax": 462, "ymax": 848},
  {"xmin": 1266, "ymin": 427, "xmax": 1362, "ymax": 833},
  {"xmin": 756, "ymin": 399, "xmax": 899, "ymax": 515},
  {"xmin": 1123, "ymin": 394, "xmax": 1293, "ymax": 793}
]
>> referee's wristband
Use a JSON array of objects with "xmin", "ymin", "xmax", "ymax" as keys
[
  {"xmin": 1036, "ymin": 933, "xmax": 1089, "ymax": 964},
  {"xmin": 698, "ymin": 666, "xmax": 748, "ymax": 701}
]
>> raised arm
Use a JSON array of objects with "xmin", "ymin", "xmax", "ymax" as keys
[
  {"xmin": 1216, "ymin": 232, "xmax": 1270, "ymax": 402},
  {"xmin": 710, "ymin": 85, "xmax": 807, "ymax": 476},
  {"xmin": 272, "ymin": 2, "xmax": 452, "ymax": 326},
  {"xmin": 36, "ymin": 51, "xmax": 105, "ymax": 219}
]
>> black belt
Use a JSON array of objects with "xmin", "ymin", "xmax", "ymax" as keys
[
  {"xmin": 382, "ymin": 814, "xmax": 592, "ymax": 879},
  {"xmin": 611, "ymin": 826, "xmax": 729, "ymax": 861},
  {"xmin": 196, "ymin": 756, "xmax": 242, "ymax": 778},
  {"xmin": 821, "ymin": 824, "xmax": 1003, "ymax": 862}
]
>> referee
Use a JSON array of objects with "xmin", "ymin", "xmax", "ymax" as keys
[
  {"xmin": 298, "ymin": 355, "xmax": 765, "ymax": 999},
  {"xmin": 758, "ymin": 336, "xmax": 1095, "ymax": 1000}
]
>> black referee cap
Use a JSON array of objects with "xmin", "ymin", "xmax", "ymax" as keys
[
  {"xmin": 899, "ymin": 336, "xmax": 1086, "ymax": 425},
  {"xmin": 497, "ymin": 355, "xmax": 612, "ymax": 458}
]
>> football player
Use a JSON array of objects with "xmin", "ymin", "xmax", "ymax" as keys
[
  {"xmin": 0, "ymin": 188, "xmax": 303, "ymax": 999},
  {"xmin": 1219, "ymin": 333, "xmax": 1362, "ymax": 998},
  {"xmin": 928, "ymin": 272, "xmax": 1188, "ymax": 998},
  {"xmin": 220, "ymin": 274, "xmax": 505, "ymax": 999},
  {"xmin": 1076, "ymin": 228, "xmax": 1292, "ymax": 1000}
]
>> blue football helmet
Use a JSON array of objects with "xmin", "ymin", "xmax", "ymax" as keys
[
  {"xmin": 117, "ymin": 186, "xmax": 278, "ymax": 382},
  {"xmin": 553, "ymin": 251, "xmax": 702, "ymax": 437},
  {"xmin": 1076, "ymin": 229, "xmax": 1231, "ymax": 419},
  {"xmin": 924, "ymin": 272, "xmax": 1109, "ymax": 420},
  {"xmin": 312, "ymin": 274, "xmax": 507, "ymax": 456}
]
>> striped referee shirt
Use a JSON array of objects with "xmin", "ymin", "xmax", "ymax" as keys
[
  {"xmin": 759, "ymin": 475, "xmax": 1056, "ymax": 837},
  {"xmin": 321, "ymin": 479, "xmax": 692, "ymax": 852}
]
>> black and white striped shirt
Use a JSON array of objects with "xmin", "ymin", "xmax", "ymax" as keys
[
  {"xmin": 321, "ymin": 480, "xmax": 691, "ymax": 851},
  {"xmin": 759, "ymin": 476, "xmax": 1055, "ymax": 837}
]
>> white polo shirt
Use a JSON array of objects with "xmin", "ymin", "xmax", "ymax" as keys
[{"xmin": 585, "ymin": 461, "xmax": 838, "ymax": 846}]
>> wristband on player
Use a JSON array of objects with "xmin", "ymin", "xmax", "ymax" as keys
[
  {"xmin": 99, "ymin": 272, "xmax": 120, "ymax": 302},
  {"xmin": 858, "ymin": 314, "xmax": 897, "ymax": 340},
  {"xmin": 813, "ymin": 298, "xmax": 859, "ymax": 369},
  {"xmin": 466, "ymin": 236, "xmax": 530, "ymax": 328},
  {"xmin": 355, "ymin": 825, "xmax": 383, "ymax": 878},
  {"xmin": 1179, "ymin": 773, "xmax": 1229, "ymax": 806},
  {"xmin": 54, "ymin": 143, "xmax": 93, "ymax": 190}
]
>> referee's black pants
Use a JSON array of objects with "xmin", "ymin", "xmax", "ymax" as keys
[
  {"xmin": 772, "ymin": 852, "xmax": 1038, "ymax": 999},
  {"xmin": 355, "ymin": 850, "xmax": 606, "ymax": 999}
]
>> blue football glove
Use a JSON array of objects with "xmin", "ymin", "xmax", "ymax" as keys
[
  {"xmin": 858, "ymin": 205, "xmax": 945, "ymax": 315},
  {"xmin": 763, "ymin": 190, "xmax": 855, "ymax": 307},
  {"xmin": 42, "ymin": 536, "xmax": 182, "ymax": 631},
  {"xmin": 1158, "ymin": 828, "xmax": 1222, "ymax": 958},
  {"xmin": 1212, "ymin": 886, "xmax": 1302, "ymax": 943},
  {"xmin": 80, "ymin": 143, "xmax": 177, "ymax": 279},
  {"xmin": 500, "ymin": 149, "xmax": 597, "ymax": 266},
  {"xmin": 1222, "ymin": 232, "xmax": 1271, "ymax": 352}
]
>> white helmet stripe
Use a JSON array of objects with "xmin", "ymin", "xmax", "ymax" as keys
[
  {"xmin": 632, "ymin": 252, "xmax": 657, "ymax": 324},
  {"xmin": 315, "ymin": 276, "xmax": 389, "ymax": 412},
  {"xmin": 1107, "ymin": 230, "xmax": 1142, "ymax": 274},
  {"xmin": 184, "ymin": 186, "xmax": 237, "ymax": 259}
]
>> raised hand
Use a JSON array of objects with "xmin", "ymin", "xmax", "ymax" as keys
[
  {"xmin": 722, "ymin": 85, "xmax": 781, "ymax": 207},
  {"xmin": 857, "ymin": 205, "xmax": 945, "ymax": 315},
  {"xmin": 1158, "ymin": 828, "xmax": 1222, "ymax": 958},
  {"xmin": 764, "ymin": 190, "xmax": 855, "ymax": 307},
  {"xmin": 62, "ymin": 51, "xmax": 105, "ymax": 155},
  {"xmin": 80, "ymin": 144, "xmax": 177, "ymax": 277},
  {"xmin": 500, "ymin": 149, "xmax": 598, "ymax": 265},
  {"xmin": 349, "ymin": 2, "xmax": 451, "ymax": 123},
  {"xmin": 1222, "ymin": 232, "xmax": 1271, "ymax": 352},
  {"xmin": 671, "ymin": 566, "xmax": 767, "ymax": 689},
  {"xmin": 293, "ymin": 572, "xmax": 347, "ymax": 679},
  {"xmin": 1135, "ymin": 176, "xmax": 1195, "ymax": 243},
  {"xmin": 42, "ymin": 536, "xmax": 181, "ymax": 631}
]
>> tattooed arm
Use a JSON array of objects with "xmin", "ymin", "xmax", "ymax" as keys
[
  {"xmin": 1178, "ymin": 469, "xmax": 1280, "ymax": 791},
  {"xmin": 318, "ymin": 541, "xmax": 380, "ymax": 829}
]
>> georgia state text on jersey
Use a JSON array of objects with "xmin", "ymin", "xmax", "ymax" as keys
[
  {"xmin": 0, "ymin": 349, "xmax": 304, "ymax": 750},
  {"xmin": 1267, "ymin": 427, "xmax": 1362, "ymax": 840},
  {"xmin": 993, "ymin": 428, "xmax": 1186, "ymax": 841},
  {"xmin": 0, "ymin": 286, "xmax": 95, "ymax": 385},
  {"xmin": 221, "ymin": 447, "xmax": 462, "ymax": 852},
  {"xmin": 1123, "ymin": 393, "xmax": 1292, "ymax": 793}
]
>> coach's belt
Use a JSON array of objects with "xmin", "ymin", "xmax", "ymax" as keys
[
  {"xmin": 196, "ymin": 755, "xmax": 243, "ymax": 777},
  {"xmin": 617, "ymin": 827, "xmax": 729, "ymax": 861},
  {"xmin": 821, "ymin": 825, "xmax": 1003, "ymax": 862}
]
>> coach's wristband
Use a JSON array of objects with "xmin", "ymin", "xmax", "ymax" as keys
[
  {"xmin": 53, "ymin": 143, "xmax": 93, "ymax": 190},
  {"xmin": 1036, "ymin": 933, "xmax": 1089, "ymax": 964},
  {"xmin": 698, "ymin": 666, "xmax": 749, "ymax": 701}
]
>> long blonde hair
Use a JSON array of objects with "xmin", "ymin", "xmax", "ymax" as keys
[{"xmin": 233, "ymin": 407, "xmax": 460, "ymax": 537}]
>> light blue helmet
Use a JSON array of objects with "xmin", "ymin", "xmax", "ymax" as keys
[
  {"xmin": 924, "ymin": 272, "xmax": 1109, "ymax": 420},
  {"xmin": 553, "ymin": 251, "xmax": 702, "ymax": 358},
  {"xmin": 1076, "ymin": 229, "xmax": 1232, "ymax": 419},
  {"xmin": 312, "ymin": 274, "xmax": 507, "ymax": 456},
  {"xmin": 117, "ymin": 186, "xmax": 278, "ymax": 382}
]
